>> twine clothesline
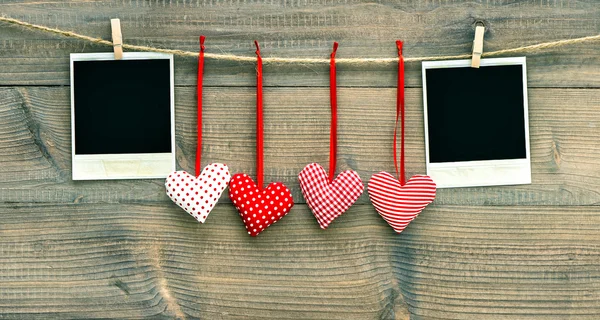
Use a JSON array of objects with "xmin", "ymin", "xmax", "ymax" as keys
[{"xmin": 1, "ymin": 16, "xmax": 599, "ymax": 64}]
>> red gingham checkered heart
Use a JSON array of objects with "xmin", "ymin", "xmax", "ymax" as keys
[
  {"xmin": 229, "ymin": 173, "xmax": 294, "ymax": 236},
  {"xmin": 298, "ymin": 163, "xmax": 364, "ymax": 229},
  {"xmin": 165, "ymin": 163, "xmax": 231, "ymax": 223},
  {"xmin": 368, "ymin": 172, "xmax": 436, "ymax": 233}
]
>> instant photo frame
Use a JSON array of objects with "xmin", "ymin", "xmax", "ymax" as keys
[
  {"xmin": 70, "ymin": 52, "xmax": 175, "ymax": 180},
  {"xmin": 422, "ymin": 57, "xmax": 531, "ymax": 188}
]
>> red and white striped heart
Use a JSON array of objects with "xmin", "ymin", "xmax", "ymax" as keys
[
  {"xmin": 368, "ymin": 172, "xmax": 436, "ymax": 233},
  {"xmin": 165, "ymin": 163, "xmax": 231, "ymax": 223},
  {"xmin": 298, "ymin": 163, "xmax": 364, "ymax": 229}
]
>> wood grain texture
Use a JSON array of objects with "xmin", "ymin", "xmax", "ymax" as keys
[
  {"xmin": 0, "ymin": 203, "xmax": 599, "ymax": 319},
  {"xmin": 0, "ymin": 203, "xmax": 402, "ymax": 319},
  {"xmin": 1, "ymin": 87, "xmax": 599, "ymax": 206},
  {"xmin": 1, "ymin": 0, "xmax": 600, "ymax": 319},
  {"xmin": 0, "ymin": 0, "xmax": 598, "ymax": 87}
]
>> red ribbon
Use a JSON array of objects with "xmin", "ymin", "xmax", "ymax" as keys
[
  {"xmin": 329, "ymin": 42, "xmax": 339, "ymax": 183},
  {"xmin": 196, "ymin": 35, "xmax": 206, "ymax": 177},
  {"xmin": 393, "ymin": 40, "xmax": 406, "ymax": 185},
  {"xmin": 255, "ymin": 40, "xmax": 264, "ymax": 189}
]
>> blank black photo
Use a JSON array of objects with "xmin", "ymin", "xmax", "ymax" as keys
[
  {"xmin": 425, "ymin": 65, "xmax": 526, "ymax": 163},
  {"xmin": 73, "ymin": 59, "xmax": 172, "ymax": 155}
]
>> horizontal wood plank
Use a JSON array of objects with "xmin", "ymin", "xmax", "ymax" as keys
[
  {"xmin": 0, "ymin": 203, "xmax": 599, "ymax": 319},
  {"xmin": 1, "ymin": 87, "xmax": 599, "ymax": 206},
  {"xmin": 0, "ymin": 1, "xmax": 598, "ymax": 87},
  {"xmin": 0, "ymin": 203, "xmax": 400, "ymax": 319}
]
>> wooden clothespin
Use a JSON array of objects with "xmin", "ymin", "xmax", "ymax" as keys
[
  {"xmin": 110, "ymin": 18, "xmax": 123, "ymax": 60},
  {"xmin": 471, "ymin": 23, "xmax": 485, "ymax": 68}
]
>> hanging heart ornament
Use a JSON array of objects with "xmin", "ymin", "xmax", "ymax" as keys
[
  {"xmin": 366, "ymin": 41, "xmax": 436, "ymax": 233},
  {"xmin": 368, "ymin": 173, "xmax": 436, "ymax": 233},
  {"xmin": 229, "ymin": 173, "xmax": 294, "ymax": 236},
  {"xmin": 165, "ymin": 163, "xmax": 231, "ymax": 223},
  {"xmin": 298, "ymin": 163, "xmax": 363, "ymax": 229}
]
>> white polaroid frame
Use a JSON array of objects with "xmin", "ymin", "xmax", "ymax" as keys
[
  {"xmin": 422, "ymin": 57, "xmax": 531, "ymax": 188},
  {"xmin": 70, "ymin": 52, "xmax": 176, "ymax": 180}
]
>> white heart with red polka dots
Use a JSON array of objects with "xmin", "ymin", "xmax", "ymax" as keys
[{"xmin": 165, "ymin": 163, "xmax": 231, "ymax": 223}]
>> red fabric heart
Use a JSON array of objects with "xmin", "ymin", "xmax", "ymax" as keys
[
  {"xmin": 165, "ymin": 163, "xmax": 231, "ymax": 223},
  {"xmin": 368, "ymin": 173, "xmax": 436, "ymax": 233},
  {"xmin": 229, "ymin": 173, "xmax": 294, "ymax": 236},
  {"xmin": 298, "ymin": 163, "xmax": 364, "ymax": 229}
]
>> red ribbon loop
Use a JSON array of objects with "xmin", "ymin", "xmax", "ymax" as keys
[
  {"xmin": 393, "ymin": 40, "xmax": 406, "ymax": 185},
  {"xmin": 254, "ymin": 40, "xmax": 261, "ymax": 56},
  {"xmin": 196, "ymin": 35, "xmax": 206, "ymax": 177},
  {"xmin": 255, "ymin": 40, "xmax": 264, "ymax": 189},
  {"xmin": 200, "ymin": 35, "xmax": 206, "ymax": 52},
  {"xmin": 329, "ymin": 41, "xmax": 339, "ymax": 183}
]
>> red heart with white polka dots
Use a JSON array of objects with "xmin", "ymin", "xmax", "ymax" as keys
[
  {"xmin": 229, "ymin": 173, "xmax": 294, "ymax": 236},
  {"xmin": 165, "ymin": 163, "xmax": 231, "ymax": 223}
]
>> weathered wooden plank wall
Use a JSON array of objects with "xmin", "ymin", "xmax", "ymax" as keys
[{"xmin": 0, "ymin": 0, "xmax": 599, "ymax": 319}]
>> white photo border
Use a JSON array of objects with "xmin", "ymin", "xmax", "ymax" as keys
[
  {"xmin": 422, "ymin": 57, "xmax": 531, "ymax": 188},
  {"xmin": 70, "ymin": 52, "xmax": 176, "ymax": 180}
]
